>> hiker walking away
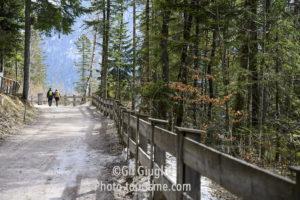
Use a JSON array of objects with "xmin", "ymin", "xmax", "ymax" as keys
[
  {"xmin": 54, "ymin": 89, "xmax": 61, "ymax": 107},
  {"xmin": 47, "ymin": 88, "xmax": 53, "ymax": 107}
]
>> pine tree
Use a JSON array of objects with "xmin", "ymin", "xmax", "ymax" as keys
[
  {"xmin": 109, "ymin": 0, "xmax": 132, "ymax": 101},
  {"xmin": 100, "ymin": 0, "xmax": 111, "ymax": 98},
  {"xmin": 74, "ymin": 35, "xmax": 92, "ymax": 96},
  {"xmin": 131, "ymin": 0, "xmax": 137, "ymax": 110},
  {"xmin": 0, "ymin": 0, "xmax": 23, "ymax": 75},
  {"xmin": 30, "ymin": 30, "xmax": 46, "ymax": 93}
]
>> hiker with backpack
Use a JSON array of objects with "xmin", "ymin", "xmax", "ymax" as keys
[
  {"xmin": 47, "ymin": 88, "xmax": 53, "ymax": 107},
  {"xmin": 54, "ymin": 89, "xmax": 61, "ymax": 107}
]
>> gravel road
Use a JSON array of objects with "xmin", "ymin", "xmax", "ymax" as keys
[{"xmin": 0, "ymin": 105, "xmax": 122, "ymax": 200}]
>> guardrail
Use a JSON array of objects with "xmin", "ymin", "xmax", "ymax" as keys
[
  {"xmin": 0, "ymin": 76, "xmax": 20, "ymax": 95},
  {"xmin": 92, "ymin": 95, "xmax": 300, "ymax": 200}
]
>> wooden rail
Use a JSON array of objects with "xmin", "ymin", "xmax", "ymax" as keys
[
  {"xmin": 92, "ymin": 95, "xmax": 300, "ymax": 200},
  {"xmin": 0, "ymin": 76, "xmax": 20, "ymax": 95}
]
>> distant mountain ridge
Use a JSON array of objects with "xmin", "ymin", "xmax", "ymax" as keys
[{"xmin": 42, "ymin": 17, "xmax": 87, "ymax": 95}]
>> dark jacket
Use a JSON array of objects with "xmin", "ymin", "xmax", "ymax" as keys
[{"xmin": 47, "ymin": 90, "xmax": 53, "ymax": 99}]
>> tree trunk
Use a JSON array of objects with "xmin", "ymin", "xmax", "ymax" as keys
[
  {"xmin": 160, "ymin": 5, "xmax": 170, "ymax": 83},
  {"xmin": 207, "ymin": 29, "xmax": 217, "ymax": 120},
  {"xmin": 142, "ymin": 0, "xmax": 150, "ymax": 83},
  {"xmin": 86, "ymin": 29, "xmax": 97, "ymax": 97},
  {"xmin": 101, "ymin": 0, "xmax": 110, "ymax": 99},
  {"xmin": 104, "ymin": 0, "xmax": 110, "ymax": 99},
  {"xmin": 140, "ymin": 0, "xmax": 151, "ymax": 114},
  {"xmin": 131, "ymin": 0, "xmax": 136, "ymax": 110},
  {"xmin": 234, "ymin": 0, "xmax": 258, "ymax": 129},
  {"xmin": 15, "ymin": 59, "xmax": 18, "ymax": 81},
  {"xmin": 295, "ymin": 0, "xmax": 300, "ymax": 28},
  {"xmin": 258, "ymin": 0, "xmax": 272, "ymax": 159},
  {"xmin": 249, "ymin": 0, "xmax": 259, "ymax": 128},
  {"xmin": 117, "ymin": 8, "xmax": 124, "ymax": 101},
  {"xmin": 192, "ymin": 4, "xmax": 200, "ymax": 126},
  {"xmin": 275, "ymin": 40, "xmax": 280, "ymax": 118},
  {"xmin": 201, "ymin": 31, "xmax": 209, "ymax": 119},
  {"xmin": 0, "ymin": 51, "xmax": 4, "ymax": 75},
  {"xmin": 221, "ymin": 29, "xmax": 230, "ymax": 133},
  {"xmin": 274, "ymin": 33, "xmax": 281, "ymax": 162},
  {"xmin": 176, "ymin": 0, "xmax": 193, "ymax": 126},
  {"xmin": 23, "ymin": 0, "xmax": 31, "ymax": 100},
  {"xmin": 100, "ymin": 1, "xmax": 106, "ymax": 97},
  {"xmin": 159, "ymin": 0, "xmax": 171, "ymax": 118},
  {"xmin": 82, "ymin": 38, "xmax": 86, "ymax": 99}
]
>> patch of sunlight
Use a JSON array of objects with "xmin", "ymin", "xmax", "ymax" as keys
[
  {"xmin": 77, "ymin": 178, "xmax": 99, "ymax": 200},
  {"xmin": 0, "ymin": 181, "xmax": 65, "ymax": 200},
  {"xmin": 94, "ymin": 123, "xmax": 102, "ymax": 130}
]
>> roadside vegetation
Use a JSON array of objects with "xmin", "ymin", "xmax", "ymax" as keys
[{"xmin": 0, "ymin": 94, "xmax": 37, "ymax": 139}]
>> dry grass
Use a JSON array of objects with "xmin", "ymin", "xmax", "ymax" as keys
[{"xmin": 0, "ymin": 94, "xmax": 37, "ymax": 139}]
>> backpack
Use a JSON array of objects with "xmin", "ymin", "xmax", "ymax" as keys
[
  {"xmin": 48, "ymin": 91, "xmax": 53, "ymax": 97},
  {"xmin": 55, "ymin": 91, "xmax": 60, "ymax": 98}
]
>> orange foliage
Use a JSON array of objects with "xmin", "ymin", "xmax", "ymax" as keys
[
  {"xmin": 192, "ymin": 74, "xmax": 200, "ymax": 80},
  {"xmin": 168, "ymin": 82, "xmax": 198, "ymax": 94},
  {"xmin": 205, "ymin": 74, "xmax": 214, "ymax": 80},
  {"xmin": 168, "ymin": 82, "xmax": 233, "ymax": 107}
]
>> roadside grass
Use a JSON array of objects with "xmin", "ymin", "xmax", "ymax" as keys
[{"xmin": 0, "ymin": 94, "xmax": 37, "ymax": 139}]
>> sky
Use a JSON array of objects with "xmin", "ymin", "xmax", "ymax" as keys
[{"xmin": 41, "ymin": 1, "xmax": 133, "ymax": 95}]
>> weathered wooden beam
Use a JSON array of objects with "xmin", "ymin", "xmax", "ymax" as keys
[
  {"xmin": 176, "ymin": 127, "xmax": 184, "ymax": 200},
  {"xmin": 154, "ymin": 127, "xmax": 176, "ymax": 156},
  {"xmin": 139, "ymin": 119, "xmax": 152, "ymax": 140},
  {"xmin": 149, "ymin": 118, "xmax": 168, "ymax": 171},
  {"xmin": 175, "ymin": 127, "xmax": 201, "ymax": 200},
  {"xmin": 149, "ymin": 117, "xmax": 168, "ymax": 125},
  {"xmin": 175, "ymin": 126, "xmax": 205, "ymax": 145},
  {"xmin": 128, "ymin": 138, "xmax": 136, "ymax": 155},
  {"xmin": 290, "ymin": 166, "xmax": 300, "ymax": 200},
  {"xmin": 183, "ymin": 137, "xmax": 295, "ymax": 200},
  {"xmin": 174, "ymin": 126, "xmax": 205, "ymax": 134},
  {"xmin": 153, "ymin": 163, "xmax": 177, "ymax": 200},
  {"xmin": 138, "ymin": 147, "xmax": 151, "ymax": 169}
]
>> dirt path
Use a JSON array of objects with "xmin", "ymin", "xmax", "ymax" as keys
[{"xmin": 0, "ymin": 105, "xmax": 122, "ymax": 200}]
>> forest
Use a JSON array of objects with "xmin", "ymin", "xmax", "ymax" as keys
[
  {"xmin": 92, "ymin": 0, "xmax": 300, "ymax": 175},
  {"xmin": 1, "ymin": 0, "xmax": 300, "ymax": 176}
]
